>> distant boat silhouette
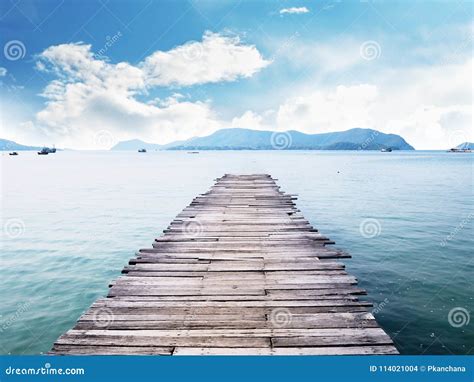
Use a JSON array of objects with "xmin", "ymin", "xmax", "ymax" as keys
[
  {"xmin": 138, "ymin": 148, "xmax": 147, "ymax": 153},
  {"xmin": 381, "ymin": 148, "xmax": 392, "ymax": 152},
  {"xmin": 38, "ymin": 146, "xmax": 57, "ymax": 155},
  {"xmin": 9, "ymin": 151, "xmax": 18, "ymax": 156},
  {"xmin": 447, "ymin": 147, "xmax": 472, "ymax": 153},
  {"xmin": 38, "ymin": 147, "xmax": 50, "ymax": 155}
]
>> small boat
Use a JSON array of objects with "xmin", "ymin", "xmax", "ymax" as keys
[
  {"xmin": 381, "ymin": 148, "xmax": 392, "ymax": 152},
  {"xmin": 138, "ymin": 148, "xmax": 147, "ymax": 153},
  {"xmin": 37, "ymin": 146, "xmax": 57, "ymax": 155},
  {"xmin": 187, "ymin": 151, "xmax": 200, "ymax": 154},
  {"xmin": 447, "ymin": 148, "xmax": 472, "ymax": 153},
  {"xmin": 38, "ymin": 147, "xmax": 50, "ymax": 155},
  {"xmin": 9, "ymin": 152, "xmax": 18, "ymax": 156}
]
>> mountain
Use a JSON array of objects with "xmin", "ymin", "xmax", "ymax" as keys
[
  {"xmin": 165, "ymin": 128, "xmax": 415, "ymax": 150},
  {"xmin": 0, "ymin": 138, "xmax": 42, "ymax": 151},
  {"xmin": 2, "ymin": 128, "xmax": 414, "ymax": 151},
  {"xmin": 110, "ymin": 128, "xmax": 415, "ymax": 151},
  {"xmin": 111, "ymin": 137, "xmax": 193, "ymax": 150},
  {"xmin": 111, "ymin": 139, "xmax": 163, "ymax": 151},
  {"xmin": 456, "ymin": 142, "xmax": 474, "ymax": 150}
]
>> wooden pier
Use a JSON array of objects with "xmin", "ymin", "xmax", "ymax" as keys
[{"xmin": 51, "ymin": 174, "xmax": 398, "ymax": 355}]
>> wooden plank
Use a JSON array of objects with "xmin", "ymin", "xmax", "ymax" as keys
[
  {"xmin": 63, "ymin": 327, "xmax": 388, "ymax": 338},
  {"xmin": 56, "ymin": 334, "xmax": 271, "ymax": 348},
  {"xmin": 92, "ymin": 299, "xmax": 369, "ymax": 308},
  {"xmin": 50, "ymin": 345, "xmax": 174, "ymax": 355},
  {"xmin": 173, "ymin": 347, "xmax": 272, "ymax": 355},
  {"xmin": 272, "ymin": 335, "xmax": 394, "ymax": 347},
  {"xmin": 173, "ymin": 346, "xmax": 399, "ymax": 355},
  {"xmin": 85, "ymin": 306, "xmax": 371, "ymax": 314}
]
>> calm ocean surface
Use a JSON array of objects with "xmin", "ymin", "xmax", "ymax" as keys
[{"xmin": 1, "ymin": 150, "xmax": 472, "ymax": 354}]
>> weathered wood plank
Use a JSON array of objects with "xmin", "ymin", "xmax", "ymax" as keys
[
  {"xmin": 56, "ymin": 335, "xmax": 271, "ymax": 348},
  {"xmin": 50, "ymin": 345, "xmax": 174, "ymax": 355},
  {"xmin": 173, "ymin": 346, "xmax": 399, "ymax": 355}
]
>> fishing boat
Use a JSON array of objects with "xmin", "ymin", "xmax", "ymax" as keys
[
  {"xmin": 447, "ymin": 148, "xmax": 472, "ymax": 153},
  {"xmin": 138, "ymin": 148, "xmax": 147, "ymax": 153},
  {"xmin": 9, "ymin": 152, "xmax": 18, "ymax": 156},
  {"xmin": 381, "ymin": 148, "xmax": 392, "ymax": 152},
  {"xmin": 37, "ymin": 146, "xmax": 57, "ymax": 155},
  {"xmin": 38, "ymin": 147, "xmax": 50, "ymax": 155}
]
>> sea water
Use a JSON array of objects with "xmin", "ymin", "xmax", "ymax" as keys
[{"xmin": 1, "ymin": 150, "xmax": 472, "ymax": 354}]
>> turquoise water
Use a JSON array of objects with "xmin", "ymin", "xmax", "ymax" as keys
[{"xmin": 1, "ymin": 150, "xmax": 472, "ymax": 354}]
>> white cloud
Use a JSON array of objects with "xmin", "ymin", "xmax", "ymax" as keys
[
  {"xmin": 276, "ymin": 84, "xmax": 378, "ymax": 134},
  {"xmin": 6, "ymin": 26, "xmax": 471, "ymax": 150},
  {"xmin": 0, "ymin": 67, "xmax": 7, "ymax": 76},
  {"xmin": 17, "ymin": 32, "xmax": 269, "ymax": 149},
  {"xmin": 266, "ymin": 36, "xmax": 366, "ymax": 80},
  {"xmin": 233, "ymin": 57, "xmax": 472, "ymax": 149},
  {"xmin": 280, "ymin": 7, "xmax": 309, "ymax": 15},
  {"xmin": 371, "ymin": 58, "xmax": 473, "ymax": 149},
  {"xmin": 231, "ymin": 110, "xmax": 270, "ymax": 130},
  {"xmin": 141, "ymin": 31, "xmax": 271, "ymax": 87},
  {"xmin": 385, "ymin": 105, "xmax": 472, "ymax": 150}
]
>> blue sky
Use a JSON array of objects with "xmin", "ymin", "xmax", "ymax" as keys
[{"xmin": 0, "ymin": 0, "xmax": 472, "ymax": 149}]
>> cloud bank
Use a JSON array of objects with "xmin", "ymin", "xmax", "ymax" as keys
[
  {"xmin": 26, "ymin": 32, "xmax": 270, "ymax": 149},
  {"xmin": 280, "ymin": 7, "xmax": 310, "ymax": 15},
  {"xmin": 233, "ymin": 57, "xmax": 472, "ymax": 150},
  {"xmin": 3, "ymin": 26, "xmax": 472, "ymax": 150}
]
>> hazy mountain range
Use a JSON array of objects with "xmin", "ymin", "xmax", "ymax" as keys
[
  {"xmin": 112, "ymin": 128, "xmax": 415, "ymax": 151},
  {"xmin": 0, "ymin": 138, "xmax": 42, "ymax": 151},
  {"xmin": 456, "ymin": 142, "xmax": 474, "ymax": 150},
  {"xmin": 16, "ymin": 128, "xmax": 474, "ymax": 152}
]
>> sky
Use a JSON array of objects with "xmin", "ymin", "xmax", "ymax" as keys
[{"xmin": 0, "ymin": 0, "xmax": 472, "ymax": 150}]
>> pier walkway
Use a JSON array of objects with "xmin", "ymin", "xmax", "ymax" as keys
[{"xmin": 51, "ymin": 174, "xmax": 398, "ymax": 355}]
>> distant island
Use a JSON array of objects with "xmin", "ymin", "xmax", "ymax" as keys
[
  {"xmin": 0, "ymin": 138, "xmax": 42, "ymax": 151},
  {"xmin": 456, "ymin": 142, "xmax": 473, "ymax": 150},
  {"xmin": 1, "ymin": 128, "xmax": 420, "ymax": 152},
  {"xmin": 112, "ymin": 128, "xmax": 415, "ymax": 151},
  {"xmin": 111, "ymin": 139, "xmax": 164, "ymax": 151}
]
